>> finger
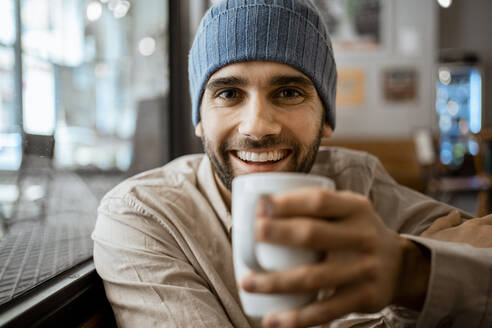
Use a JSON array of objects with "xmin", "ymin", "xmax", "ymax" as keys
[
  {"xmin": 262, "ymin": 284, "xmax": 368, "ymax": 328},
  {"xmin": 421, "ymin": 210, "xmax": 461, "ymax": 236},
  {"xmin": 257, "ymin": 189, "xmax": 370, "ymax": 219},
  {"xmin": 255, "ymin": 217, "xmax": 364, "ymax": 250},
  {"xmin": 241, "ymin": 259, "xmax": 370, "ymax": 294}
]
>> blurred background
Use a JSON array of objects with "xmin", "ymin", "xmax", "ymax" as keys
[{"xmin": 0, "ymin": 0, "xmax": 491, "ymax": 322}]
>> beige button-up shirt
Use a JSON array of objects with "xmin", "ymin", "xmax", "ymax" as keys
[{"xmin": 92, "ymin": 147, "xmax": 492, "ymax": 327}]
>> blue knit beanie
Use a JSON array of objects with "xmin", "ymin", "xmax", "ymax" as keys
[{"xmin": 188, "ymin": 0, "xmax": 337, "ymax": 130}]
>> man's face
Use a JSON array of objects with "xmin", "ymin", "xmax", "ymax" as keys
[{"xmin": 196, "ymin": 61, "xmax": 332, "ymax": 190}]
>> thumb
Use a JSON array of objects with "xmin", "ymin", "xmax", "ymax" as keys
[{"xmin": 421, "ymin": 210, "xmax": 461, "ymax": 237}]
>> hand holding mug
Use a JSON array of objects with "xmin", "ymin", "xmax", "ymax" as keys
[{"xmin": 240, "ymin": 189, "xmax": 431, "ymax": 328}]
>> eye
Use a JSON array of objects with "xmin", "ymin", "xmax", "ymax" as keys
[
  {"xmin": 277, "ymin": 88, "xmax": 302, "ymax": 98},
  {"xmin": 217, "ymin": 89, "xmax": 239, "ymax": 99},
  {"xmin": 273, "ymin": 87, "xmax": 305, "ymax": 105}
]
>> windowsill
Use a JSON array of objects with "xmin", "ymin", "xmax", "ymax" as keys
[{"xmin": 0, "ymin": 259, "xmax": 99, "ymax": 326}]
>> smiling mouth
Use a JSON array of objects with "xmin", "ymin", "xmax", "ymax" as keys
[{"xmin": 232, "ymin": 149, "xmax": 291, "ymax": 164}]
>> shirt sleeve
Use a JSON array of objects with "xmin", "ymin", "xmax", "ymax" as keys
[
  {"xmin": 92, "ymin": 195, "xmax": 235, "ymax": 328},
  {"xmin": 364, "ymin": 155, "xmax": 492, "ymax": 327},
  {"xmin": 403, "ymin": 235, "xmax": 492, "ymax": 328}
]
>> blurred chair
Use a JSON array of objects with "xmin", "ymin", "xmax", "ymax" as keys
[
  {"xmin": 23, "ymin": 133, "xmax": 55, "ymax": 159},
  {"xmin": 322, "ymin": 130, "xmax": 492, "ymax": 217},
  {"xmin": 8, "ymin": 133, "xmax": 55, "ymax": 224},
  {"xmin": 472, "ymin": 128, "xmax": 492, "ymax": 216}
]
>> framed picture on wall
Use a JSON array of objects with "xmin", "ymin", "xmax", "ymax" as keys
[
  {"xmin": 314, "ymin": 0, "xmax": 388, "ymax": 52},
  {"xmin": 383, "ymin": 68, "xmax": 418, "ymax": 103},
  {"xmin": 336, "ymin": 68, "xmax": 366, "ymax": 108}
]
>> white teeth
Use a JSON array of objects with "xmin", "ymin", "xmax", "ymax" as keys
[{"xmin": 236, "ymin": 150, "xmax": 288, "ymax": 162}]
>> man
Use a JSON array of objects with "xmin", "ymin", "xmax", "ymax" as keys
[{"xmin": 92, "ymin": 1, "xmax": 492, "ymax": 327}]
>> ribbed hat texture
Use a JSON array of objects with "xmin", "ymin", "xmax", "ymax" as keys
[{"xmin": 188, "ymin": 0, "xmax": 337, "ymax": 129}]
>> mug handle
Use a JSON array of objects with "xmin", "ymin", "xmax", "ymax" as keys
[{"xmin": 240, "ymin": 194, "xmax": 267, "ymax": 272}]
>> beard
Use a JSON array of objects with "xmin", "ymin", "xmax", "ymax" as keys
[{"xmin": 201, "ymin": 122, "xmax": 325, "ymax": 191}]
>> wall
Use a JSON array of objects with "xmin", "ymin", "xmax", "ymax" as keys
[
  {"xmin": 439, "ymin": 0, "xmax": 492, "ymax": 129},
  {"xmin": 333, "ymin": 0, "xmax": 438, "ymax": 139}
]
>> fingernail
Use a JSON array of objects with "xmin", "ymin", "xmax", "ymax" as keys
[
  {"xmin": 257, "ymin": 195, "xmax": 274, "ymax": 217},
  {"xmin": 242, "ymin": 277, "xmax": 256, "ymax": 292},
  {"xmin": 265, "ymin": 314, "xmax": 281, "ymax": 328}
]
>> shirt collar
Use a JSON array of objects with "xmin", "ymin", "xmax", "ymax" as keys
[{"xmin": 197, "ymin": 155, "xmax": 233, "ymax": 236}]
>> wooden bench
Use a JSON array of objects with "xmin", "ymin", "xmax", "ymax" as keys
[{"xmin": 321, "ymin": 138, "xmax": 425, "ymax": 192}]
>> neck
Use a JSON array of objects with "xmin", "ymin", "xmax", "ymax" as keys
[{"xmin": 214, "ymin": 173, "xmax": 232, "ymax": 211}]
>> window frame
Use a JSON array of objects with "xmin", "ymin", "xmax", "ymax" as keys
[{"xmin": 0, "ymin": 1, "xmax": 204, "ymax": 325}]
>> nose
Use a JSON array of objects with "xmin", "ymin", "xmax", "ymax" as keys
[{"xmin": 237, "ymin": 94, "xmax": 281, "ymax": 139}]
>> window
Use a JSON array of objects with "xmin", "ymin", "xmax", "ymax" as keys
[
  {"xmin": 0, "ymin": 0, "xmax": 20, "ymax": 171},
  {"xmin": 0, "ymin": 0, "xmax": 169, "ymax": 307}
]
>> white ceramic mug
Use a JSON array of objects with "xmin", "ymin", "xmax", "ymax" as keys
[{"xmin": 232, "ymin": 172, "xmax": 335, "ymax": 318}]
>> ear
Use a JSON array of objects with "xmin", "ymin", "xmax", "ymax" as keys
[
  {"xmin": 321, "ymin": 124, "xmax": 332, "ymax": 138},
  {"xmin": 195, "ymin": 122, "xmax": 203, "ymax": 137}
]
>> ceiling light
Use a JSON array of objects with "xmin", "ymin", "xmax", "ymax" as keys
[{"xmin": 437, "ymin": 0, "xmax": 452, "ymax": 8}]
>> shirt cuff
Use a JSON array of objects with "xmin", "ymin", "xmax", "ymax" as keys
[{"xmin": 401, "ymin": 234, "xmax": 492, "ymax": 328}]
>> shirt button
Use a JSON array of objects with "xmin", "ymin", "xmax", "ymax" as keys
[{"xmin": 436, "ymin": 315, "xmax": 453, "ymax": 328}]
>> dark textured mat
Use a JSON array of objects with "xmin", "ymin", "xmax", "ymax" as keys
[
  {"xmin": 0, "ymin": 222, "xmax": 93, "ymax": 304},
  {"xmin": 0, "ymin": 162, "xmax": 125, "ymax": 306}
]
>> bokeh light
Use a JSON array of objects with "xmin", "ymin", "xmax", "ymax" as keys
[
  {"xmin": 439, "ymin": 115, "xmax": 452, "ymax": 132},
  {"xmin": 437, "ymin": 0, "xmax": 452, "ymax": 8},
  {"xmin": 468, "ymin": 139, "xmax": 479, "ymax": 156},
  {"xmin": 440, "ymin": 149, "xmax": 452, "ymax": 165},
  {"xmin": 446, "ymin": 100, "xmax": 459, "ymax": 116},
  {"xmin": 138, "ymin": 37, "xmax": 156, "ymax": 57},
  {"xmin": 112, "ymin": 0, "xmax": 130, "ymax": 18},
  {"xmin": 458, "ymin": 118, "xmax": 469, "ymax": 135},
  {"xmin": 438, "ymin": 68, "xmax": 451, "ymax": 85},
  {"xmin": 86, "ymin": 1, "xmax": 102, "ymax": 22}
]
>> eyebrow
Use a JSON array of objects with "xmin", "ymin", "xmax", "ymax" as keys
[
  {"xmin": 205, "ymin": 74, "xmax": 315, "ymax": 90},
  {"xmin": 269, "ymin": 75, "xmax": 314, "ymax": 88},
  {"xmin": 206, "ymin": 77, "xmax": 248, "ymax": 90}
]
